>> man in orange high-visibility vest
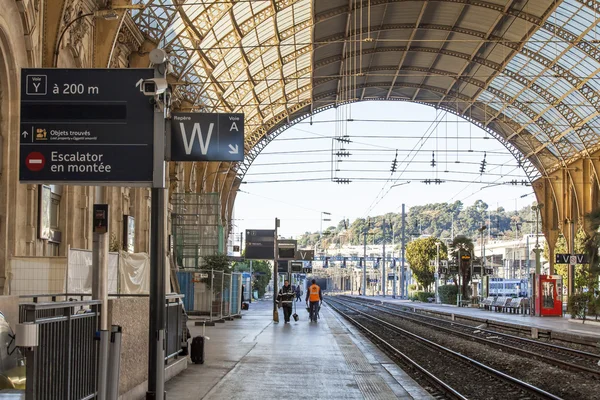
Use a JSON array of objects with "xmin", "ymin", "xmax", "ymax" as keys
[{"xmin": 305, "ymin": 279, "xmax": 322, "ymax": 322}]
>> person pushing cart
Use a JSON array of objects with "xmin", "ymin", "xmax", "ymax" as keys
[{"xmin": 305, "ymin": 279, "xmax": 322, "ymax": 322}]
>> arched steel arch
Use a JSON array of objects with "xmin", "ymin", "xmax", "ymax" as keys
[{"xmin": 234, "ymin": 98, "xmax": 543, "ymax": 184}]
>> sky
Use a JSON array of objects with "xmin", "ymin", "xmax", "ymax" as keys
[{"xmin": 232, "ymin": 102, "xmax": 533, "ymax": 241}]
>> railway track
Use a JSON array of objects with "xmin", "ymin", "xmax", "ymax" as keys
[
  {"xmin": 326, "ymin": 296, "xmax": 563, "ymax": 400},
  {"xmin": 338, "ymin": 295, "xmax": 600, "ymax": 377}
]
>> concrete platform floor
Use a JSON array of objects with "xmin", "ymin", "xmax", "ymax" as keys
[
  {"xmin": 166, "ymin": 299, "xmax": 433, "ymax": 400},
  {"xmin": 349, "ymin": 295, "xmax": 600, "ymax": 339}
]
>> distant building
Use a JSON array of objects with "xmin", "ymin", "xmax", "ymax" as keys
[{"xmin": 474, "ymin": 234, "xmax": 548, "ymax": 279}]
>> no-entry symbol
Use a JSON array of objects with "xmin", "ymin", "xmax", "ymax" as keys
[{"xmin": 25, "ymin": 152, "xmax": 45, "ymax": 171}]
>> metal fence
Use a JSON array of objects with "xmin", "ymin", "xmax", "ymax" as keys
[
  {"xmin": 20, "ymin": 300, "xmax": 100, "ymax": 400},
  {"xmin": 165, "ymin": 294, "xmax": 186, "ymax": 361},
  {"xmin": 176, "ymin": 270, "xmax": 243, "ymax": 321},
  {"xmin": 222, "ymin": 273, "xmax": 231, "ymax": 320},
  {"xmin": 19, "ymin": 292, "xmax": 186, "ymax": 400}
]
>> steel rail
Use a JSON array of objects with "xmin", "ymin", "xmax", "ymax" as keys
[
  {"xmin": 339, "ymin": 296, "xmax": 600, "ymax": 376},
  {"xmin": 324, "ymin": 301, "xmax": 468, "ymax": 400},
  {"xmin": 326, "ymin": 297, "xmax": 563, "ymax": 400},
  {"xmin": 346, "ymin": 296, "xmax": 600, "ymax": 358}
]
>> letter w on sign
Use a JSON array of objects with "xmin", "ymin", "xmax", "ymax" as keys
[{"xmin": 180, "ymin": 122, "xmax": 213, "ymax": 155}]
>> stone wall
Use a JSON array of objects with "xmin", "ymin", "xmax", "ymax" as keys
[
  {"xmin": 0, "ymin": 295, "xmax": 19, "ymax": 328},
  {"xmin": 107, "ymin": 297, "xmax": 149, "ymax": 396}
]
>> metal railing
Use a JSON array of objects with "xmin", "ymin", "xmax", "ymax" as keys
[
  {"xmin": 165, "ymin": 294, "xmax": 187, "ymax": 361},
  {"xmin": 175, "ymin": 270, "xmax": 243, "ymax": 321},
  {"xmin": 20, "ymin": 300, "xmax": 100, "ymax": 400}
]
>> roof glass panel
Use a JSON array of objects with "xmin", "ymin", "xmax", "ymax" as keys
[
  {"xmin": 557, "ymin": 47, "xmax": 587, "ymax": 70},
  {"xmin": 131, "ymin": 0, "xmax": 600, "ymax": 173},
  {"xmin": 503, "ymin": 80, "xmax": 527, "ymax": 99},
  {"xmin": 525, "ymin": 29, "xmax": 553, "ymax": 54},
  {"xmin": 542, "ymin": 77, "xmax": 573, "ymax": 99}
]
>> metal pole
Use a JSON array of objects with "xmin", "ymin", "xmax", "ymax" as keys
[
  {"xmin": 273, "ymin": 218, "xmax": 279, "ymax": 320},
  {"xmin": 569, "ymin": 219, "xmax": 576, "ymax": 297},
  {"xmin": 221, "ymin": 270, "xmax": 225, "ymax": 319},
  {"xmin": 147, "ymin": 187, "xmax": 166, "ymax": 399},
  {"xmin": 249, "ymin": 260, "xmax": 253, "ymax": 303},
  {"xmin": 392, "ymin": 224, "xmax": 396, "ymax": 298},
  {"xmin": 401, "ymin": 204, "xmax": 406, "ymax": 299},
  {"xmin": 382, "ymin": 219, "xmax": 386, "ymax": 297},
  {"xmin": 534, "ymin": 207, "xmax": 541, "ymax": 275},
  {"xmin": 362, "ymin": 231, "xmax": 367, "ymax": 296},
  {"xmin": 92, "ymin": 189, "xmax": 109, "ymax": 400},
  {"xmin": 147, "ymin": 59, "xmax": 167, "ymax": 400},
  {"xmin": 210, "ymin": 270, "xmax": 214, "ymax": 322},
  {"xmin": 435, "ymin": 242, "xmax": 440, "ymax": 303},
  {"xmin": 526, "ymin": 235, "xmax": 530, "ymax": 293}
]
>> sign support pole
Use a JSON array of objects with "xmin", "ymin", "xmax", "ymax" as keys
[
  {"xmin": 273, "ymin": 218, "xmax": 279, "ymax": 321},
  {"xmin": 92, "ymin": 196, "xmax": 109, "ymax": 400},
  {"xmin": 362, "ymin": 231, "xmax": 367, "ymax": 296},
  {"xmin": 147, "ymin": 58, "xmax": 168, "ymax": 400},
  {"xmin": 249, "ymin": 260, "xmax": 253, "ymax": 304},
  {"xmin": 400, "ymin": 204, "xmax": 406, "ymax": 299},
  {"xmin": 569, "ymin": 220, "xmax": 576, "ymax": 300},
  {"xmin": 382, "ymin": 219, "xmax": 386, "ymax": 297}
]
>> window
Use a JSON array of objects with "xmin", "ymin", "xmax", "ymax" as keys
[
  {"xmin": 50, "ymin": 194, "xmax": 60, "ymax": 230},
  {"xmin": 47, "ymin": 242, "xmax": 60, "ymax": 257}
]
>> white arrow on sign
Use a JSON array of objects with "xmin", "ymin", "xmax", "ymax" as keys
[
  {"xmin": 22, "ymin": 131, "xmax": 29, "ymax": 138},
  {"xmin": 228, "ymin": 144, "xmax": 239, "ymax": 154}
]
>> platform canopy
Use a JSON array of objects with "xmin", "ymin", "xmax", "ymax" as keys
[{"xmin": 132, "ymin": 0, "xmax": 600, "ymax": 181}]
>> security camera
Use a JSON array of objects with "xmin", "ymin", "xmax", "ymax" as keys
[{"xmin": 141, "ymin": 78, "xmax": 168, "ymax": 96}]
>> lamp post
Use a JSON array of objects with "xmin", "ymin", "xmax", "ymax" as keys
[
  {"xmin": 478, "ymin": 225, "xmax": 487, "ymax": 299},
  {"xmin": 435, "ymin": 241, "xmax": 440, "ymax": 303},
  {"xmin": 531, "ymin": 204, "xmax": 544, "ymax": 275}
]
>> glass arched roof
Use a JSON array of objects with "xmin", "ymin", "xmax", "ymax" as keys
[{"xmin": 132, "ymin": 0, "xmax": 600, "ymax": 181}]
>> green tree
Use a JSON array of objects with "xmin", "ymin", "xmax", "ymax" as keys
[
  {"xmin": 584, "ymin": 208, "xmax": 600, "ymax": 292},
  {"xmin": 235, "ymin": 260, "xmax": 272, "ymax": 298},
  {"xmin": 406, "ymin": 237, "xmax": 448, "ymax": 290},
  {"xmin": 203, "ymin": 253, "xmax": 232, "ymax": 273},
  {"xmin": 543, "ymin": 231, "xmax": 589, "ymax": 290}
]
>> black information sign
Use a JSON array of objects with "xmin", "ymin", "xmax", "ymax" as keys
[
  {"xmin": 19, "ymin": 68, "xmax": 154, "ymax": 185},
  {"xmin": 93, "ymin": 204, "xmax": 109, "ymax": 234},
  {"xmin": 277, "ymin": 240, "xmax": 297, "ymax": 260},
  {"xmin": 290, "ymin": 261, "xmax": 303, "ymax": 272},
  {"xmin": 245, "ymin": 229, "xmax": 275, "ymax": 260},
  {"xmin": 295, "ymin": 249, "xmax": 314, "ymax": 260},
  {"xmin": 170, "ymin": 112, "xmax": 244, "ymax": 162},
  {"xmin": 277, "ymin": 260, "xmax": 289, "ymax": 273},
  {"xmin": 555, "ymin": 253, "xmax": 589, "ymax": 264}
]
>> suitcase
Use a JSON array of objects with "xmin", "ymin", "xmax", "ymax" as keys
[
  {"xmin": 190, "ymin": 336, "xmax": 205, "ymax": 364},
  {"xmin": 241, "ymin": 302, "xmax": 249, "ymax": 310}
]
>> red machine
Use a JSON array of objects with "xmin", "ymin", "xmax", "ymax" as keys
[{"xmin": 532, "ymin": 274, "xmax": 563, "ymax": 317}]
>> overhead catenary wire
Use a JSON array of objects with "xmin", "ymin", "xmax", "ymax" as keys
[
  {"xmin": 244, "ymin": 169, "xmax": 528, "ymax": 178},
  {"xmin": 363, "ymin": 110, "xmax": 453, "ymax": 216}
]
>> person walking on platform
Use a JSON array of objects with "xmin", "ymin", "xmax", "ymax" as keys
[
  {"xmin": 295, "ymin": 285, "xmax": 302, "ymax": 302},
  {"xmin": 305, "ymin": 279, "xmax": 323, "ymax": 322},
  {"xmin": 277, "ymin": 280, "xmax": 295, "ymax": 323}
]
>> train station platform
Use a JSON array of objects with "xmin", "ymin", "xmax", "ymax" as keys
[
  {"xmin": 346, "ymin": 295, "xmax": 600, "ymax": 344},
  {"xmin": 166, "ymin": 299, "xmax": 433, "ymax": 400}
]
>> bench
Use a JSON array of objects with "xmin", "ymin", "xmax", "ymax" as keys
[
  {"xmin": 480, "ymin": 296, "xmax": 495, "ymax": 310},
  {"xmin": 459, "ymin": 300, "xmax": 471, "ymax": 307},
  {"xmin": 490, "ymin": 296, "xmax": 511, "ymax": 312},
  {"xmin": 504, "ymin": 297, "xmax": 524, "ymax": 314}
]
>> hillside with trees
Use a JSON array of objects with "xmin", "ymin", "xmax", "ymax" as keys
[{"xmin": 296, "ymin": 200, "xmax": 540, "ymax": 249}]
